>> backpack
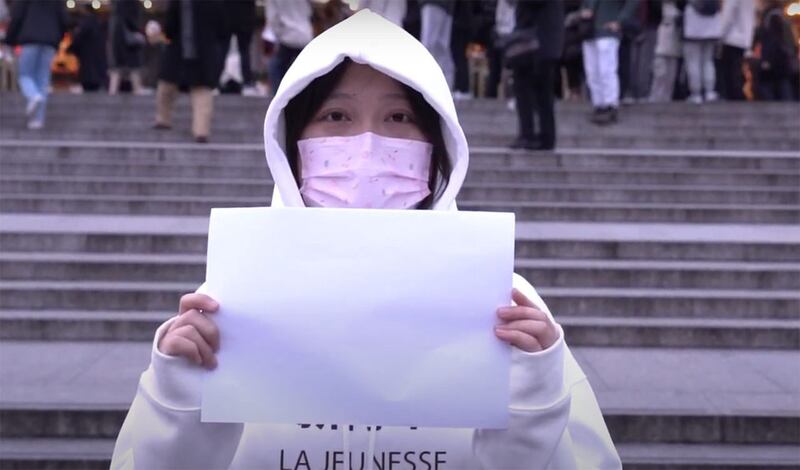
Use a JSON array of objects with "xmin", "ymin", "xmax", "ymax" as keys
[{"xmin": 691, "ymin": 0, "xmax": 721, "ymax": 16}]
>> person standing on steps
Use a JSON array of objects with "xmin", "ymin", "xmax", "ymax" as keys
[
  {"xmin": 580, "ymin": 0, "xmax": 640, "ymax": 125},
  {"xmin": 509, "ymin": 0, "xmax": 565, "ymax": 151},
  {"xmin": 718, "ymin": 0, "xmax": 756, "ymax": 101},
  {"xmin": 108, "ymin": 0, "xmax": 148, "ymax": 95},
  {"xmin": 682, "ymin": 0, "xmax": 723, "ymax": 104},
  {"xmin": 3, "ymin": 0, "xmax": 67, "ymax": 130},
  {"xmin": 419, "ymin": 0, "xmax": 455, "ymax": 90},
  {"xmin": 153, "ymin": 0, "xmax": 228, "ymax": 144},
  {"xmin": 111, "ymin": 11, "xmax": 621, "ymax": 470}
]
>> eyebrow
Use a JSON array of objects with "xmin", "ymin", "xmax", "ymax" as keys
[{"xmin": 327, "ymin": 92, "xmax": 409, "ymax": 101}]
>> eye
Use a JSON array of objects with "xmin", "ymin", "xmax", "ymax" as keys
[
  {"xmin": 388, "ymin": 112, "xmax": 415, "ymax": 124},
  {"xmin": 319, "ymin": 110, "xmax": 349, "ymax": 122}
]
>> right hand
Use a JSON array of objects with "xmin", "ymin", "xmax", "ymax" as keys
[
  {"xmin": 158, "ymin": 293, "xmax": 221, "ymax": 369},
  {"xmin": 580, "ymin": 8, "xmax": 593, "ymax": 19}
]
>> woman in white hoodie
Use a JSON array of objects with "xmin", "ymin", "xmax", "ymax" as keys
[{"xmin": 111, "ymin": 10, "xmax": 621, "ymax": 470}]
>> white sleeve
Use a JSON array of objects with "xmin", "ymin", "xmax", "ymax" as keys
[
  {"xmin": 471, "ymin": 275, "xmax": 621, "ymax": 470},
  {"xmin": 110, "ymin": 318, "xmax": 244, "ymax": 470}
]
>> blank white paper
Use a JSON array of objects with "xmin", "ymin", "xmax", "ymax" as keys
[{"xmin": 201, "ymin": 207, "xmax": 515, "ymax": 428}]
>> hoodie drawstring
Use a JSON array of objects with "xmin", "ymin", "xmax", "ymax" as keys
[
  {"xmin": 367, "ymin": 427, "xmax": 377, "ymax": 470},
  {"xmin": 340, "ymin": 425, "xmax": 378, "ymax": 470}
]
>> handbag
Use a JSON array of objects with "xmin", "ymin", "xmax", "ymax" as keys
[{"xmin": 502, "ymin": 27, "xmax": 540, "ymax": 69}]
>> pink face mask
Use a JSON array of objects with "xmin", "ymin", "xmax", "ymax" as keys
[{"xmin": 297, "ymin": 132, "xmax": 433, "ymax": 209}]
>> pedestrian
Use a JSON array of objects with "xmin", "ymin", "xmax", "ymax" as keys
[
  {"xmin": 357, "ymin": 0, "xmax": 407, "ymax": 26},
  {"xmin": 3, "ymin": 0, "xmax": 68, "ymax": 130},
  {"xmin": 419, "ymin": 0, "xmax": 455, "ymax": 90},
  {"xmin": 485, "ymin": 0, "xmax": 514, "ymax": 99},
  {"xmin": 108, "ymin": 0, "xmax": 148, "ymax": 95},
  {"xmin": 718, "ymin": 0, "xmax": 756, "ymax": 100},
  {"xmin": 755, "ymin": 0, "xmax": 796, "ymax": 101},
  {"xmin": 649, "ymin": 0, "xmax": 684, "ymax": 102},
  {"xmin": 68, "ymin": 4, "xmax": 107, "ymax": 93},
  {"xmin": 682, "ymin": 0, "xmax": 723, "ymax": 103},
  {"xmin": 562, "ymin": 0, "xmax": 588, "ymax": 102},
  {"xmin": 111, "ymin": 11, "xmax": 621, "ymax": 470},
  {"xmin": 620, "ymin": 0, "xmax": 661, "ymax": 104},
  {"xmin": 265, "ymin": 0, "xmax": 313, "ymax": 95},
  {"xmin": 580, "ymin": 0, "xmax": 640, "ymax": 125},
  {"xmin": 450, "ymin": 0, "xmax": 474, "ymax": 100},
  {"xmin": 153, "ymin": 0, "xmax": 227, "ymax": 143},
  {"xmin": 221, "ymin": 0, "xmax": 257, "ymax": 95},
  {"xmin": 509, "ymin": 0, "xmax": 565, "ymax": 151}
]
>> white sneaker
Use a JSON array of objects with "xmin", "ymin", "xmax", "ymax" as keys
[
  {"xmin": 25, "ymin": 95, "xmax": 43, "ymax": 118},
  {"xmin": 452, "ymin": 91, "xmax": 473, "ymax": 101},
  {"xmin": 506, "ymin": 98, "xmax": 516, "ymax": 111},
  {"xmin": 687, "ymin": 94, "xmax": 703, "ymax": 104},
  {"xmin": 704, "ymin": 91, "xmax": 719, "ymax": 102},
  {"xmin": 134, "ymin": 88, "xmax": 154, "ymax": 96},
  {"xmin": 242, "ymin": 85, "xmax": 265, "ymax": 97},
  {"xmin": 27, "ymin": 120, "xmax": 44, "ymax": 130}
]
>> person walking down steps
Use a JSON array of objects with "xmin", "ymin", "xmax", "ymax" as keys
[
  {"xmin": 153, "ymin": 0, "xmax": 227, "ymax": 143},
  {"xmin": 3, "ymin": 0, "xmax": 67, "ymax": 130}
]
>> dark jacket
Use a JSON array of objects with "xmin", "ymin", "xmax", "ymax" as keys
[
  {"xmin": 159, "ymin": 0, "xmax": 228, "ymax": 88},
  {"xmin": 68, "ymin": 11, "xmax": 107, "ymax": 87},
  {"xmin": 110, "ymin": 0, "xmax": 144, "ymax": 69},
  {"xmin": 4, "ymin": 0, "xmax": 67, "ymax": 48},
  {"xmin": 226, "ymin": 0, "xmax": 256, "ymax": 34},
  {"xmin": 514, "ymin": 0, "xmax": 565, "ymax": 61},
  {"xmin": 582, "ymin": 0, "xmax": 640, "ymax": 39}
]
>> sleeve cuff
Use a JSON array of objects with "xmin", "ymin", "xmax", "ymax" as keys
[
  {"xmin": 142, "ymin": 316, "xmax": 206, "ymax": 410},
  {"xmin": 509, "ymin": 324, "xmax": 566, "ymax": 410}
]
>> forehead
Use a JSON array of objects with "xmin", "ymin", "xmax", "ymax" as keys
[{"xmin": 330, "ymin": 62, "xmax": 408, "ymax": 97}]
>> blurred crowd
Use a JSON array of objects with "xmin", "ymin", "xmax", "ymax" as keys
[{"xmin": 0, "ymin": 0, "xmax": 798, "ymax": 145}]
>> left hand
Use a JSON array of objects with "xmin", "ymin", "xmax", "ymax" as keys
[
  {"xmin": 495, "ymin": 288, "xmax": 560, "ymax": 353},
  {"xmin": 605, "ymin": 21, "xmax": 621, "ymax": 33}
]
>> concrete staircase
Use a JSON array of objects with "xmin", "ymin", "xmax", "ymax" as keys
[{"xmin": 0, "ymin": 93, "xmax": 798, "ymax": 469}]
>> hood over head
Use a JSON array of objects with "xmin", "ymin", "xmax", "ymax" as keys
[{"xmin": 263, "ymin": 9, "xmax": 468, "ymax": 211}]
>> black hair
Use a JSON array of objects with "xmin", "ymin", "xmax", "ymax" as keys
[{"xmin": 283, "ymin": 58, "xmax": 452, "ymax": 210}]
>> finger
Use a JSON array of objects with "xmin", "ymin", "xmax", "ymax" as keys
[
  {"xmin": 495, "ymin": 328, "xmax": 543, "ymax": 353},
  {"xmin": 179, "ymin": 293, "xmax": 219, "ymax": 315},
  {"xmin": 175, "ymin": 309, "xmax": 221, "ymax": 352},
  {"xmin": 496, "ymin": 319, "xmax": 548, "ymax": 338},
  {"xmin": 511, "ymin": 288, "xmax": 545, "ymax": 311},
  {"xmin": 161, "ymin": 334, "xmax": 203, "ymax": 365},
  {"xmin": 497, "ymin": 305, "xmax": 549, "ymax": 322},
  {"xmin": 174, "ymin": 325, "xmax": 217, "ymax": 369}
]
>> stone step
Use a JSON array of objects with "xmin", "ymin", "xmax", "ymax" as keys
[
  {"xmin": 0, "ymin": 342, "xmax": 796, "ymax": 445},
  {"xmin": 618, "ymin": 443, "xmax": 800, "ymax": 469},
  {"xmin": 4, "ymin": 112, "xmax": 798, "ymax": 140},
  {"xmin": 1, "ymin": 215, "xmax": 797, "ymax": 262},
  {"xmin": 2, "ymin": 195, "xmax": 798, "ymax": 224},
  {"xmin": 2, "ymin": 177, "xmax": 796, "ymax": 205},
  {"xmin": 2, "ymin": 141, "xmax": 798, "ymax": 171},
  {"xmin": 0, "ymin": 281, "xmax": 796, "ymax": 319},
  {"xmin": 1, "ymin": 253, "xmax": 796, "ymax": 290},
  {"xmin": 3, "ymin": 230, "xmax": 798, "ymax": 262},
  {"xmin": 1, "ymin": 310, "xmax": 797, "ymax": 349},
  {"xmin": 3, "ymin": 158, "xmax": 799, "ymax": 188},
  {"xmin": 2, "ymin": 126, "xmax": 797, "ymax": 150},
  {"xmin": 2, "ymin": 92, "xmax": 797, "ymax": 118},
  {"xmin": 1, "ymin": 440, "xmax": 798, "ymax": 470}
]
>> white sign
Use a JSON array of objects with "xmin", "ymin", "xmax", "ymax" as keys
[{"xmin": 201, "ymin": 207, "xmax": 515, "ymax": 428}]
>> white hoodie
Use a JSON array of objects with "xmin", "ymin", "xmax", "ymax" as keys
[{"xmin": 111, "ymin": 10, "xmax": 621, "ymax": 470}]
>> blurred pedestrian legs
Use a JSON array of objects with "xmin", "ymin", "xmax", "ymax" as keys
[
  {"xmin": 17, "ymin": 45, "xmax": 56, "ymax": 128},
  {"xmin": 420, "ymin": 1, "xmax": 455, "ymax": 90}
]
